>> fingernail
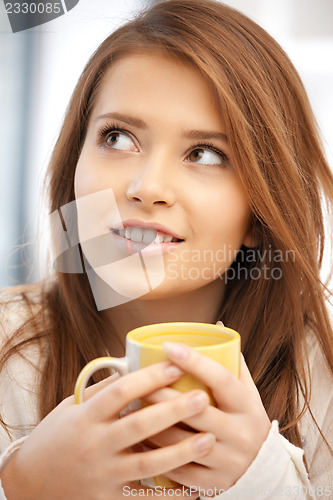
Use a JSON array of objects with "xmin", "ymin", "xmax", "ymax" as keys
[
  {"xmin": 193, "ymin": 433, "xmax": 216, "ymax": 453},
  {"xmin": 163, "ymin": 342, "xmax": 188, "ymax": 360},
  {"xmin": 164, "ymin": 364, "xmax": 184, "ymax": 378},
  {"xmin": 188, "ymin": 391, "xmax": 209, "ymax": 411}
]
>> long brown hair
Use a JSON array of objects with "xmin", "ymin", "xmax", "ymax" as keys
[{"xmin": 1, "ymin": 0, "xmax": 333, "ymax": 458}]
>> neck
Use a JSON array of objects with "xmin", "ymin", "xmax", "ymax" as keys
[{"xmin": 102, "ymin": 278, "xmax": 225, "ymax": 356}]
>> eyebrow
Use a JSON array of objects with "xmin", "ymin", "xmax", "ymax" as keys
[
  {"xmin": 96, "ymin": 112, "xmax": 146, "ymax": 130},
  {"xmin": 95, "ymin": 112, "xmax": 228, "ymax": 143}
]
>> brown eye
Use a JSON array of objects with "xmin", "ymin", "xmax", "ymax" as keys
[
  {"xmin": 103, "ymin": 131, "xmax": 136, "ymax": 151},
  {"xmin": 187, "ymin": 147, "xmax": 225, "ymax": 166},
  {"xmin": 106, "ymin": 132, "xmax": 120, "ymax": 146},
  {"xmin": 189, "ymin": 149, "xmax": 204, "ymax": 162}
]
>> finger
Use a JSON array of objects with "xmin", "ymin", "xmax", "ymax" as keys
[
  {"xmin": 144, "ymin": 387, "xmax": 231, "ymax": 439},
  {"xmin": 165, "ymin": 462, "xmax": 216, "ymax": 490},
  {"xmin": 143, "ymin": 386, "xmax": 180, "ymax": 404},
  {"xmin": 123, "ymin": 431, "xmax": 216, "ymax": 482},
  {"xmin": 107, "ymin": 390, "xmax": 210, "ymax": 451},
  {"xmin": 60, "ymin": 373, "xmax": 121, "ymax": 407},
  {"xmin": 83, "ymin": 372, "xmax": 120, "ymax": 401},
  {"xmin": 144, "ymin": 424, "xmax": 192, "ymax": 449},
  {"xmin": 145, "ymin": 425, "xmax": 227, "ymax": 469},
  {"xmin": 163, "ymin": 342, "xmax": 246, "ymax": 411},
  {"xmin": 84, "ymin": 362, "xmax": 184, "ymax": 420}
]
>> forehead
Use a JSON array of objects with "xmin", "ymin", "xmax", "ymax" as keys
[{"xmin": 90, "ymin": 52, "xmax": 225, "ymax": 130}]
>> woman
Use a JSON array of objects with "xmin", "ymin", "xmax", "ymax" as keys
[{"xmin": 0, "ymin": 0, "xmax": 332, "ymax": 498}]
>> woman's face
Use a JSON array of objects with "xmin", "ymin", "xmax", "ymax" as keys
[{"xmin": 74, "ymin": 53, "xmax": 254, "ymax": 304}]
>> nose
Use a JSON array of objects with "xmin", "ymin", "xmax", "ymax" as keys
[{"xmin": 126, "ymin": 153, "xmax": 176, "ymax": 208}]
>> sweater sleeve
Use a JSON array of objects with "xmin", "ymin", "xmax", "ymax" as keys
[
  {"xmin": 0, "ymin": 437, "xmax": 28, "ymax": 500},
  {"xmin": 0, "ymin": 295, "xmax": 43, "ymax": 500},
  {"xmin": 0, "ymin": 298, "xmax": 41, "ymax": 454},
  {"xmin": 199, "ymin": 421, "xmax": 316, "ymax": 499},
  {"xmin": 297, "ymin": 331, "xmax": 333, "ymax": 498}
]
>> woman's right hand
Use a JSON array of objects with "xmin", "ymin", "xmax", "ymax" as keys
[{"xmin": 0, "ymin": 362, "xmax": 212, "ymax": 499}]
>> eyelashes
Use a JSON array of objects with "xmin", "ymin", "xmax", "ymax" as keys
[
  {"xmin": 97, "ymin": 122, "xmax": 230, "ymax": 166},
  {"xmin": 97, "ymin": 122, "xmax": 135, "ymax": 147},
  {"xmin": 98, "ymin": 122, "xmax": 128, "ymax": 141},
  {"xmin": 189, "ymin": 142, "xmax": 229, "ymax": 165}
]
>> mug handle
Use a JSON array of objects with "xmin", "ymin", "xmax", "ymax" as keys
[{"xmin": 74, "ymin": 356, "xmax": 130, "ymax": 404}]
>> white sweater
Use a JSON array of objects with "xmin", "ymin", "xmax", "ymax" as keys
[{"xmin": 0, "ymin": 299, "xmax": 332, "ymax": 499}]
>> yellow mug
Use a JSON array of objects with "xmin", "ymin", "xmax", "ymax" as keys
[{"xmin": 74, "ymin": 322, "xmax": 240, "ymax": 488}]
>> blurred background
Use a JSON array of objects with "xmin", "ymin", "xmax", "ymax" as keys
[{"xmin": 1, "ymin": 0, "xmax": 333, "ymax": 288}]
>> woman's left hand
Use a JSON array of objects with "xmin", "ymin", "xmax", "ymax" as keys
[{"xmin": 142, "ymin": 343, "xmax": 271, "ymax": 492}]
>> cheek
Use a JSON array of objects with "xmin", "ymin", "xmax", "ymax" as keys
[
  {"xmin": 74, "ymin": 152, "xmax": 93, "ymax": 199},
  {"xmin": 203, "ymin": 184, "xmax": 251, "ymax": 248},
  {"xmin": 218, "ymin": 199, "xmax": 250, "ymax": 233},
  {"xmin": 74, "ymin": 156, "xmax": 127, "ymax": 241},
  {"xmin": 74, "ymin": 150, "xmax": 118, "ymax": 200},
  {"xmin": 74, "ymin": 161, "xmax": 103, "ymax": 199}
]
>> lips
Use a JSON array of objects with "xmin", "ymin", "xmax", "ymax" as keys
[
  {"xmin": 110, "ymin": 219, "xmax": 184, "ymax": 254},
  {"xmin": 112, "ymin": 226, "xmax": 182, "ymax": 245}
]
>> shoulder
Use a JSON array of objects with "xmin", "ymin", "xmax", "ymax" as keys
[{"xmin": 0, "ymin": 284, "xmax": 49, "ymax": 449}]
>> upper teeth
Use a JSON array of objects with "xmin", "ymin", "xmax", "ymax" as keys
[{"xmin": 113, "ymin": 226, "xmax": 175, "ymax": 244}]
